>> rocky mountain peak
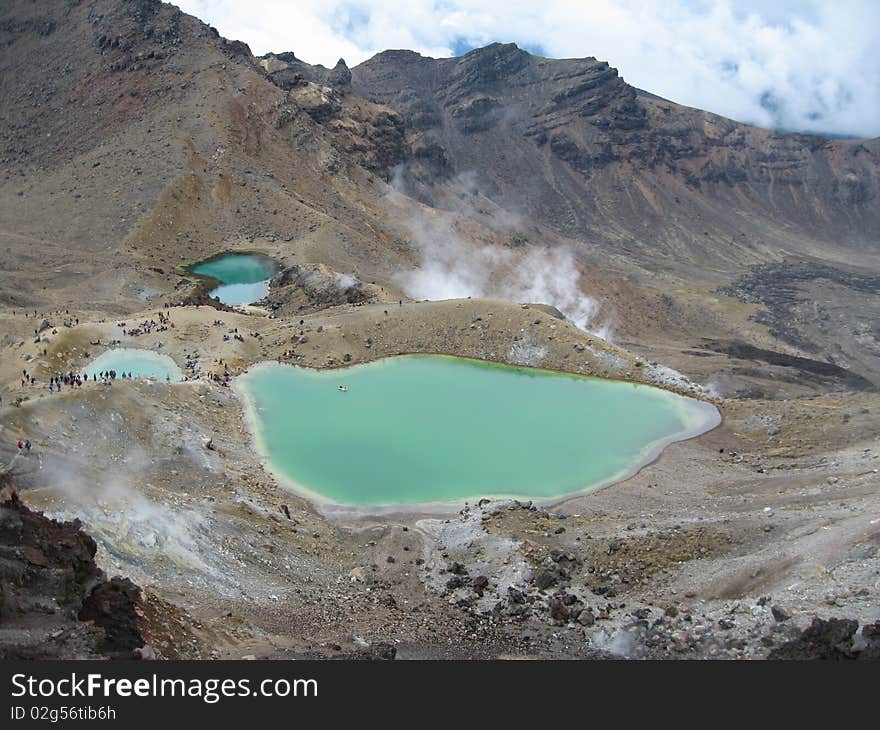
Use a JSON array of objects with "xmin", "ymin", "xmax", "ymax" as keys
[
  {"xmin": 365, "ymin": 48, "xmax": 431, "ymax": 65},
  {"xmin": 259, "ymin": 50, "xmax": 351, "ymax": 89},
  {"xmin": 456, "ymin": 41, "xmax": 530, "ymax": 73}
]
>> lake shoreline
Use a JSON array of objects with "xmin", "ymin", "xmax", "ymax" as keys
[{"xmin": 235, "ymin": 355, "xmax": 721, "ymax": 512}]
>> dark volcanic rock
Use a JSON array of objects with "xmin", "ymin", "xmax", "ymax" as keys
[
  {"xmin": 472, "ymin": 575, "xmax": 489, "ymax": 594},
  {"xmin": 577, "ymin": 608, "xmax": 596, "ymax": 626},
  {"xmin": 0, "ymin": 475, "xmax": 147, "ymax": 659},
  {"xmin": 767, "ymin": 617, "xmax": 869, "ymax": 660},
  {"xmin": 78, "ymin": 577, "xmax": 145, "ymax": 654},
  {"xmin": 507, "ymin": 587, "xmax": 525, "ymax": 604},
  {"xmin": 533, "ymin": 570, "xmax": 558, "ymax": 590},
  {"xmin": 859, "ymin": 622, "xmax": 880, "ymax": 660},
  {"xmin": 771, "ymin": 605, "xmax": 791, "ymax": 622},
  {"xmin": 367, "ymin": 641, "xmax": 397, "ymax": 660},
  {"xmin": 548, "ymin": 596, "xmax": 571, "ymax": 622},
  {"xmin": 716, "ymin": 262, "xmax": 880, "ymax": 388},
  {"xmin": 701, "ymin": 338, "xmax": 876, "ymax": 391},
  {"xmin": 268, "ymin": 263, "xmax": 374, "ymax": 315},
  {"xmin": 261, "ymin": 52, "xmax": 352, "ymax": 89}
]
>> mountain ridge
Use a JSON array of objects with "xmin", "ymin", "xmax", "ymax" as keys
[{"xmin": 346, "ymin": 41, "xmax": 878, "ymax": 258}]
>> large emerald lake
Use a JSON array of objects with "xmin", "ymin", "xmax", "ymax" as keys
[{"xmin": 237, "ymin": 355, "xmax": 719, "ymax": 507}]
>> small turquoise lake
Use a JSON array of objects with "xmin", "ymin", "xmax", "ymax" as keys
[
  {"xmin": 85, "ymin": 349, "xmax": 182, "ymax": 381},
  {"xmin": 237, "ymin": 355, "xmax": 720, "ymax": 507},
  {"xmin": 190, "ymin": 253, "xmax": 277, "ymax": 306}
]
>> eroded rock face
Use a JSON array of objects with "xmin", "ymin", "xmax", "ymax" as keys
[
  {"xmin": 260, "ymin": 52, "xmax": 352, "ymax": 89},
  {"xmin": 78, "ymin": 577, "xmax": 145, "ymax": 654},
  {"xmin": 0, "ymin": 474, "xmax": 147, "ymax": 659},
  {"xmin": 350, "ymin": 43, "xmax": 649, "ymax": 187},
  {"xmin": 92, "ymin": 0, "xmax": 184, "ymax": 73},
  {"xmin": 285, "ymin": 83, "xmax": 343, "ymax": 124},
  {"xmin": 267, "ymin": 264, "xmax": 377, "ymax": 316},
  {"xmin": 349, "ymin": 42, "xmax": 878, "ymax": 255},
  {"xmin": 768, "ymin": 617, "xmax": 880, "ymax": 660},
  {"xmin": 259, "ymin": 53, "xmax": 407, "ymax": 173}
]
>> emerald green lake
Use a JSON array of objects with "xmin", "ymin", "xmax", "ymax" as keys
[
  {"xmin": 237, "ymin": 355, "xmax": 719, "ymax": 507},
  {"xmin": 85, "ymin": 348, "xmax": 182, "ymax": 381},
  {"xmin": 190, "ymin": 253, "xmax": 277, "ymax": 306}
]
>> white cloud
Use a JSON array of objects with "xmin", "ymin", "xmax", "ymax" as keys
[{"xmin": 174, "ymin": 0, "xmax": 880, "ymax": 137}]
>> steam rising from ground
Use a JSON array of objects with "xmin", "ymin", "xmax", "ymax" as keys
[
  {"xmin": 392, "ymin": 178, "xmax": 611, "ymax": 338},
  {"xmin": 591, "ymin": 628, "xmax": 643, "ymax": 658},
  {"xmin": 300, "ymin": 268, "xmax": 359, "ymax": 292},
  {"xmin": 402, "ymin": 241, "xmax": 602, "ymax": 332},
  {"xmin": 20, "ymin": 398, "xmax": 315, "ymax": 600},
  {"xmin": 40, "ymin": 446, "xmax": 218, "ymax": 588}
]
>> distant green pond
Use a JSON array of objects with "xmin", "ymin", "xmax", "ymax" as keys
[
  {"xmin": 190, "ymin": 253, "xmax": 277, "ymax": 306},
  {"xmin": 85, "ymin": 349, "xmax": 182, "ymax": 381},
  {"xmin": 237, "ymin": 355, "xmax": 719, "ymax": 507}
]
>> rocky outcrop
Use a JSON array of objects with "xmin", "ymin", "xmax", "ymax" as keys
[
  {"xmin": 78, "ymin": 577, "xmax": 145, "ymax": 654},
  {"xmin": 268, "ymin": 264, "xmax": 377, "ymax": 315},
  {"xmin": 328, "ymin": 106, "xmax": 407, "ymax": 172},
  {"xmin": 92, "ymin": 0, "xmax": 184, "ymax": 73},
  {"xmin": 0, "ymin": 16, "xmax": 56, "ymax": 41},
  {"xmin": 768, "ymin": 617, "xmax": 880, "ymax": 660},
  {"xmin": 444, "ymin": 42, "xmax": 531, "ymax": 102},
  {"xmin": 260, "ymin": 52, "xmax": 407, "ymax": 173},
  {"xmin": 260, "ymin": 52, "xmax": 352, "ymax": 89},
  {"xmin": 0, "ymin": 474, "xmax": 148, "ymax": 659},
  {"xmin": 451, "ymin": 95, "xmax": 503, "ymax": 133},
  {"xmin": 285, "ymin": 83, "xmax": 343, "ymax": 124}
]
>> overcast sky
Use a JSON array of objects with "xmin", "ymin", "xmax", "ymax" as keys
[{"xmin": 175, "ymin": 0, "xmax": 880, "ymax": 137}]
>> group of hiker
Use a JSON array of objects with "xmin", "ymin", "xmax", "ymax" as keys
[
  {"xmin": 21, "ymin": 368, "xmax": 85, "ymax": 391},
  {"xmin": 49, "ymin": 370, "xmax": 87, "ymax": 391},
  {"xmin": 278, "ymin": 349, "xmax": 303, "ymax": 362},
  {"xmin": 214, "ymin": 320, "xmax": 247, "ymax": 343},
  {"xmin": 18, "ymin": 367, "xmax": 152, "ymax": 394},
  {"xmin": 10, "ymin": 308, "xmax": 70, "ymax": 319},
  {"xmin": 183, "ymin": 352, "xmax": 234, "ymax": 386},
  {"xmin": 206, "ymin": 358, "xmax": 233, "ymax": 386},
  {"xmin": 90, "ymin": 369, "xmax": 140, "ymax": 383},
  {"xmin": 4, "ymin": 303, "xmax": 250, "ymax": 406},
  {"xmin": 119, "ymin": 312, "xmax": 174, "ymax": 337}
]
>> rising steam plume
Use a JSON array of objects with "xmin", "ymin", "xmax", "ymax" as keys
[{"xmin": 390, "ymin": 172, "xmax": 612, "ymax": 339}]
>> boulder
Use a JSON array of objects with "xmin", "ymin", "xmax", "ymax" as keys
[
  {"xmin": 548, "ymin": 597, "xmax": 571, "ymax": 622},
  {"xmin": 472, "ymin": 576, "xmax": 489, "ymax": 594},
  {"xmin": 771, "ymin": 605, "xmax": 791, "ymax": 622},
  {"xmin": 768, "ymin": 617, "xmax": 860, "ymax": 659},
  {"xmin": 533, "ymin": 570, "xmax": 558, "ymax": 590}
]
